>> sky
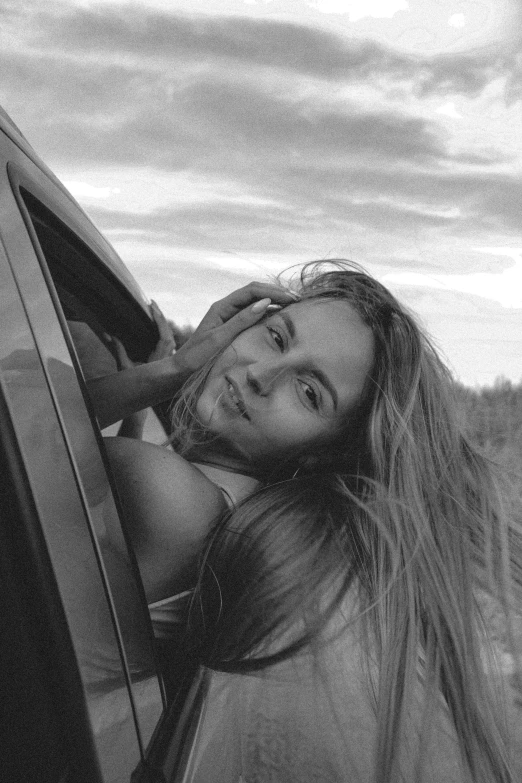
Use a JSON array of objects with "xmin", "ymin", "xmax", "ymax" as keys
[{"xmin": 1, "ymin": 0, "xmax": 521, "ymax": 387}]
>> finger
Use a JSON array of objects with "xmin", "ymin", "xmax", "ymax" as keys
[
  {"xmin": 210, "ymin": 298, "xmax": 276, "ymax": 345},
  {"xmin": 198, "ymin": 283, "xmax": 299, "ymax": 330},
  {"xmin": 173, "ymin": 298, "xmax": 275, "ymax": 374},
  {"xmin": 150, "ymin": 301, "xmax": 174, "ymax": 341},
  {"xmin": 111, "ymin": 336, "xmax": 134, "ymax": 369}
]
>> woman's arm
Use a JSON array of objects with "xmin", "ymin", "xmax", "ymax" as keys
[
  {"xmin": 87, "ymin": 355, "xmax": 185, "ymax": 429},
  {"xmin": 102, "ymin": 436, "xmax": 227, "ymax": 604}
]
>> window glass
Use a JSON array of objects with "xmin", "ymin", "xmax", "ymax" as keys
[{"xmin": 15, "ymin": 189, "xmax": 165, "ymax": 751}]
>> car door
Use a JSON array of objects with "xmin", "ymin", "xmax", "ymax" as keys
[{"xmin": 0, "ymin": 119, "xmax": 209, "ymax": 783}]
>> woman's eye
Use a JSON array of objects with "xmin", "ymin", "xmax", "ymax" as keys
[
  {"xmin": 267, "ymin": 326, "xmax": 284, "ymax": 352},
  {"xmin": 301, "ymin": 382, "xmax": 319, "ymax": 410}
]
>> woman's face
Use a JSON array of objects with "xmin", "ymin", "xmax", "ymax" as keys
[{"xmin": 196, "ymin": 299, "xmax": 375, "ymax": 468}]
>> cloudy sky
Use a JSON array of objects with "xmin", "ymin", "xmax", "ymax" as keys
[{"xmin": 1, "ymin": 0, "xmax": 521, "ymax": 386}]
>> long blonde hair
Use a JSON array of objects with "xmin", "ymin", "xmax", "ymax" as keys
[{"xmin": 177, "ymin": 261, "xmax": 521, "ymax": 782}]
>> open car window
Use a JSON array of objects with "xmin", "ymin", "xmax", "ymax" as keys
[{"xmin": 20, "ymin": 188, "xmax": 171, "ymax": 443}]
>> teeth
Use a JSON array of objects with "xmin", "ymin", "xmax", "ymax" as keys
[
  {"xmin": 227, "ymin": 381, "xmax": 248, "ymax": 418},
  {"xmin": 228, "ymin": 383, "xmax": 240, "ymax": 407}
]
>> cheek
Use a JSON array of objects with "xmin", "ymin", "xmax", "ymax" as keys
[
  {"xmin": 200, "ymin": 344, "xmax": 240, "ymax": 394},
  {"xmin": 260, "ymin": 406, "xmax": 326, "ymax": 446}
]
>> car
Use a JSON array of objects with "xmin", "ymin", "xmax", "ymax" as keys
[{"xmin": 0, "ymin": 104, "xmax": 210, "ymax": 783}]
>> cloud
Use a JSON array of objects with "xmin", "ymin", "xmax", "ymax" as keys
[
  {"xmin": 0, "ymin": 45, "xmax": 450, "ymax": 170},
  {"xmin": 2, "ymin": 3, "xmax": 520, "ymax": 179},
  {"xmin": 4, "ymin": 0, "xmax": 520, "ymax": 100},
  {"xmin": 2, "ymin": 2, "xmax": 519, "ymax": 181},
  {"xmin": 307, "ymin": 166, "xmax": 522, "ymax": 238},
  {"xmin": 182, "ymin": 79, "xmax": 449, "ymax": 162},
  {"xmin": 308, "ymin": 0, "xmax": 408, "ymax": 21},
  {"xmin": 435, "ymin": 101, "xmax": 462, "ymax": 119},
  {"xmin": 1, "ymin": 0, "xmax": 521, "ymax": 300},
  {"xmin": 64, "ymin": 181, "xmax": 121, "ymax": 199},
  {"xmin": 5, "ymin": 47, "xmax": 517, "ymax": 257},
  {"xmin": 23, "ymin": 5, "xmax": 418, "ymax": 82},
  {"xmin": 83, "ymin": 158, "xmax": 522, "ymax": 261},
  {"xmin": 383, "ymin": 254, "xmax": 522, "ymax": 308}
]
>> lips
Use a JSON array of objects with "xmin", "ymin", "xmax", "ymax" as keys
[{"xmin": 225, "ymin": 376, "xmax": 250, "ymax": 420}]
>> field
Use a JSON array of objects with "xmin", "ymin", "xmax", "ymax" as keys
[{"xmin": 456, "ymin": 378, "xmax": 522, "ymax": 513}]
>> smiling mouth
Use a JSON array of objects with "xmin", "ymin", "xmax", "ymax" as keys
[{"xmin": 225, "ymin": 377, "xmax": 250, "ymax": 420}]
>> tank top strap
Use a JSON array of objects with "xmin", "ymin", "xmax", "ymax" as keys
[{"xmin": 191, "ymin": 462, "xmax": 260, "ymax": 509}]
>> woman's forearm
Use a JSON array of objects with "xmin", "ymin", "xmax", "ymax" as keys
[{"xmin": 86, "ymin": 355, "xmax": 190, "ymax": 429}]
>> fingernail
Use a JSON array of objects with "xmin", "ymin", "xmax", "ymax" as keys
[
  {"xmin": 252, "ymin": 298, "xmax": 271, "ymax": 313},
  {"xmin": 265, "ymin": 304, "xmax": 282, "ymax": 313}
]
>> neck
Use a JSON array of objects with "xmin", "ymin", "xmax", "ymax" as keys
[{"xmin": 190, "ymin": 441, "xmax": 257, "ymax": 477}]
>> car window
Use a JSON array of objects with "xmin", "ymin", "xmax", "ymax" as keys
[{"xmin": 20, "ymin": 189, "xmax": 170, "ymax": 444}]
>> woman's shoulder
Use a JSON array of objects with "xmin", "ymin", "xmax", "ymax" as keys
[
  {"xmin": 104, "ymin": 436, "xmax": 227, "ymax": 517},
  {"xmin": 103, "ymin": 437, "xmax": 228, "ymax": 601}
]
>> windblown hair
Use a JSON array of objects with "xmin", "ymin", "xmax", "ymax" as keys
[{"xmin": 175, "ymin": 261, "xmax": 522, "ymax": 782}]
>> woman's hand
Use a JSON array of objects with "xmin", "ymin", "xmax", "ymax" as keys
[
  {"xmin": 89, "ymin": 283, "xmax": 297, "ymax": 429},
  {"xmin": 171, "ymin": 282, "xmax": 298, "ymax": 375}
]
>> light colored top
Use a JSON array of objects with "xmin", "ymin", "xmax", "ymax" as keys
[{"xmin": 148, "ymin": 463, "xmax": 259, "ymax": 637}]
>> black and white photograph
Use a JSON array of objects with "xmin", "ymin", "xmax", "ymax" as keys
[{"xmin": 1, "ymin": 1, "xmax": 521, "ymax": 781}]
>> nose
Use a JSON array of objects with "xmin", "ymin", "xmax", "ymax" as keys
[{"xmin": 246, "ymin": 360, "xmax": 286, "ymax": 396}]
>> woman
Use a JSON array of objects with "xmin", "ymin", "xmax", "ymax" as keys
[{"xmin": 89, "ymin": 261, "xmax": 521, "ymax": 782}]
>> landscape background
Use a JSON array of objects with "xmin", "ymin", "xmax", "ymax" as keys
[{"xmin": 0, "ymin": 0, "xmax": 521, "ymax": 757}]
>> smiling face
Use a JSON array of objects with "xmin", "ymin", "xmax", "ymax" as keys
[{"xmin": 196, "ymin": 299, "xmax": 375, "ymax": 471}]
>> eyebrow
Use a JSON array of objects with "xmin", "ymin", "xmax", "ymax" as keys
[{"xmin": 279, "ymin": 310, "xmax": 338, "ymax": 412}]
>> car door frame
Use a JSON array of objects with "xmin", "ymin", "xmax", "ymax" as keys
[{"xmin": 0, "ymin": 124, "xmax": 210, "ymax": 783}]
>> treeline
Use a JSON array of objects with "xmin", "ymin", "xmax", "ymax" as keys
[
  {"xmin": 455, "ymin": 377, "xmax": 522, "ymax": 516},
  {"xmin": 455, "ymin": 377, "xmax": 522, "ymax": 457}
]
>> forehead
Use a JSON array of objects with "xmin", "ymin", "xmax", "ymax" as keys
[{"xmin": 282, "ymin": 299, "xmax": 374, "ymax": 412}]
